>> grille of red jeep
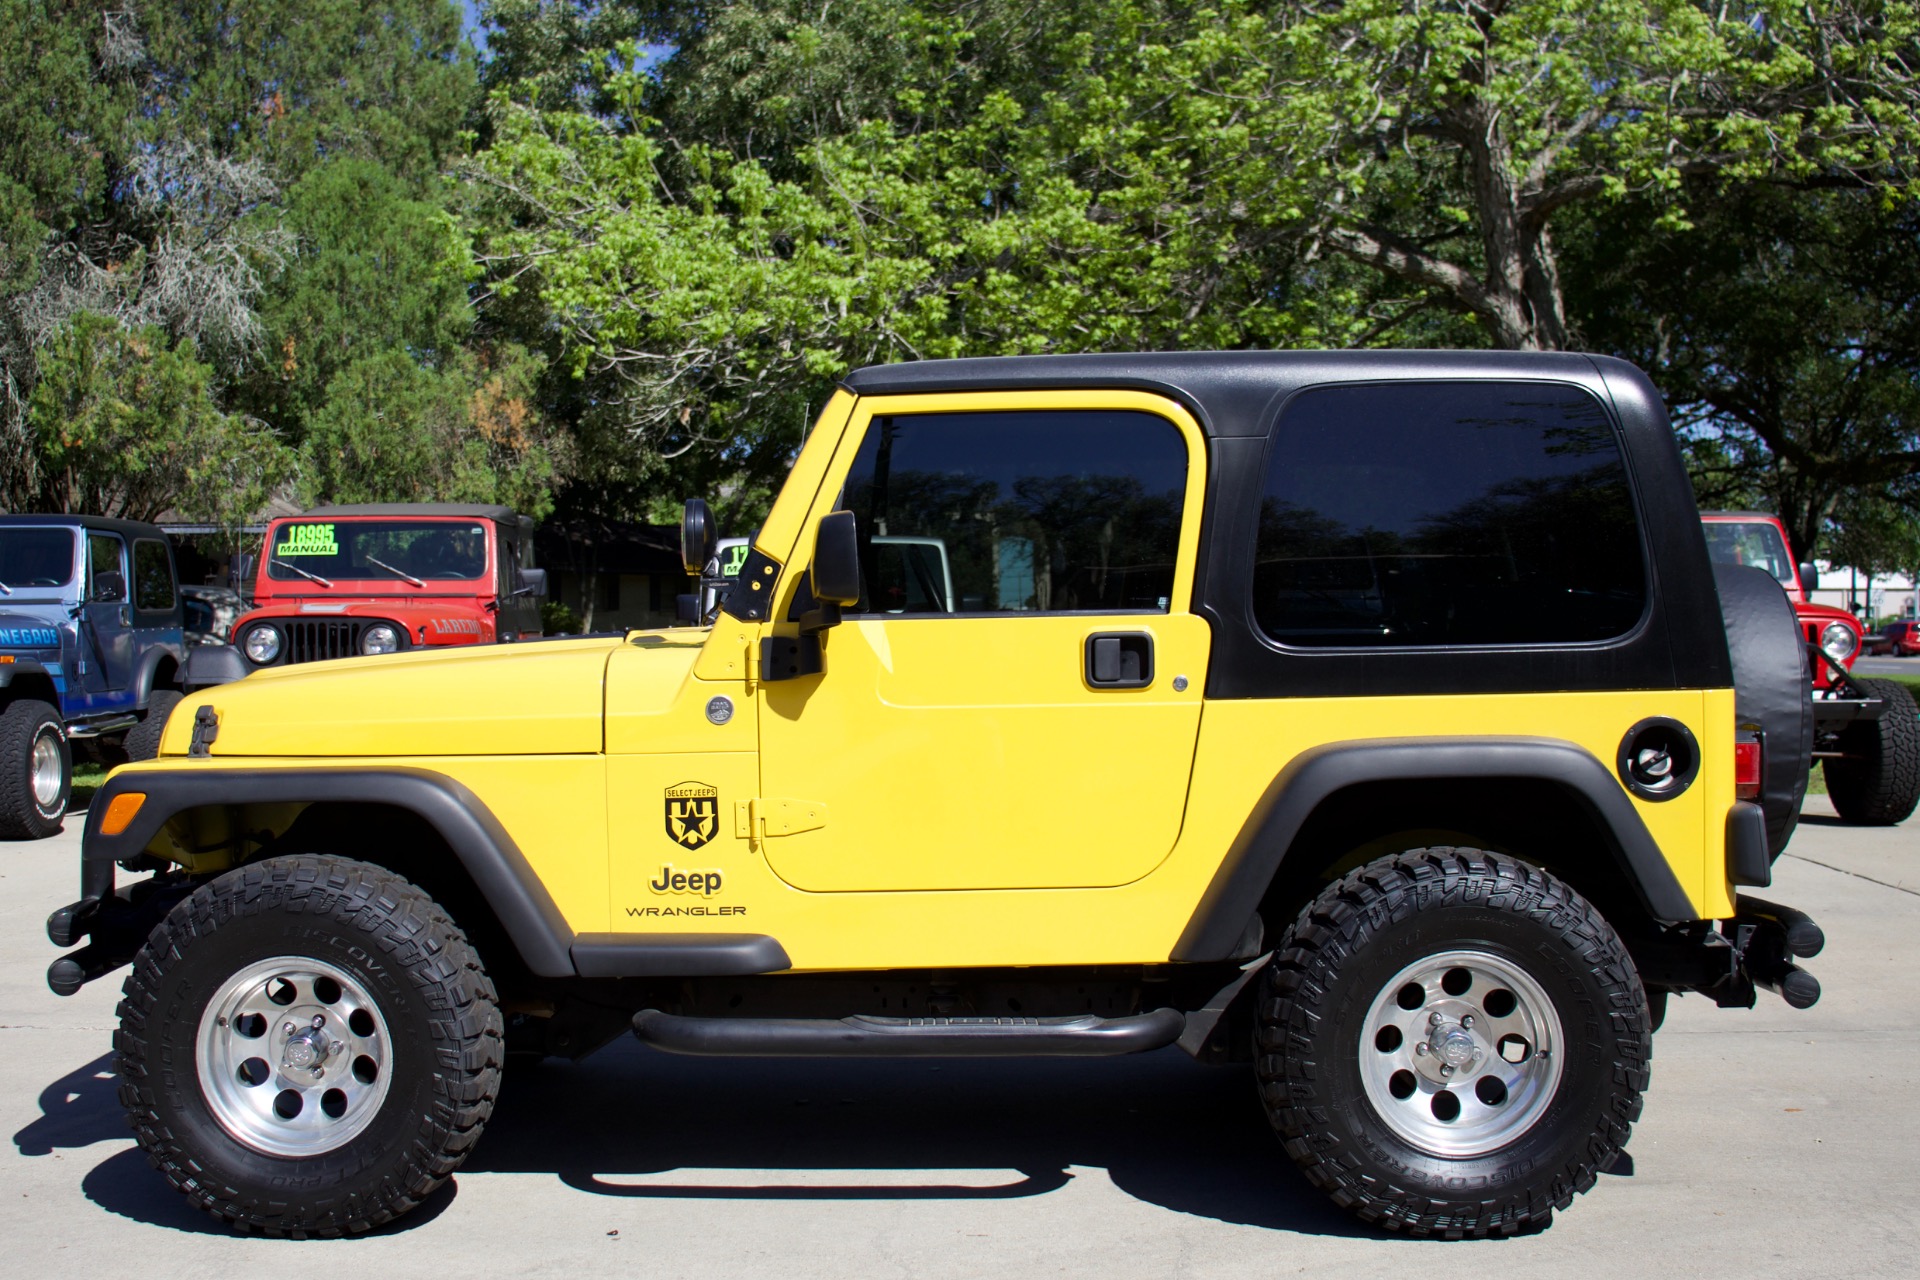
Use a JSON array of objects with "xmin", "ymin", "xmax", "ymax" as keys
[{"xmin": 282, "ymin": 619, "xmax": 369, "ymax": 664}]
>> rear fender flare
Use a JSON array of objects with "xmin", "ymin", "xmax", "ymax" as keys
[{"xmin": 1170, "ymin": 736, "xmax": 1697, "ymax": 962}]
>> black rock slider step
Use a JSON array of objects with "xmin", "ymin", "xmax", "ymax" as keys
[{"xmin": 632, "ymin": 1008, "xmax": 1186, "ymax": 1057}]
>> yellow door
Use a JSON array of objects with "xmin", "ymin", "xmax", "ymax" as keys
[{"xmin": 755, "ymin": 390, "xmax": 1211, "ymax": 892}]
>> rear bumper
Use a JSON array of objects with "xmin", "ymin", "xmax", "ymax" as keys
[{"xmin": 1634, "ymin": 894, "xmax": 1825, "ymax": 1010}]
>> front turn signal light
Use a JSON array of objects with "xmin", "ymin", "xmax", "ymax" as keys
[{"xmin": 99, "ymin": 792, "xmax": 147, "ymax": 837}]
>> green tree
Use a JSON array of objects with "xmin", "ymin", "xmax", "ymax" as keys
[
  {"xmin": 301, "ymin": 344, "xmax": 568, "ymax": 517},
  {"xmin": 1568, "ymin": 185, "xmax": 1920, "ymax": 559},
  {"xmin": 27, "ymin": 311, "xmax": 293, "ymax": 523}
]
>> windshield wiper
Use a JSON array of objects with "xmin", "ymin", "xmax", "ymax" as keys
[
  {"xmin": 362, "ymin": 555, "xmax": 425, "ymax": 588},
  {"xmin": 0, "ymin": 578, "xmax": 11, "ymax": 596},
  {"xmin": 271, "ymin": 558, "xmax": 333, "ymax": 588}
]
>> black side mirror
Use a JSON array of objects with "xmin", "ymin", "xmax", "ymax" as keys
[
  {"xmin": 514, "ymin": 567, "xmax": 548, "ymax": 598},
  {"xmin": 681, "ymin": 499, "xmax": 717, "ymax": 575},
  {"xmin": 92, "ymin": 571, "xmax": 126, "ymax": 603},
  {"xmin": 811, "ymin": 511, "xmax": 861, "ymax": 607},
  {"xmin": 1797, "ymin": 563, "xmax": 1818, "ymax": 593}
]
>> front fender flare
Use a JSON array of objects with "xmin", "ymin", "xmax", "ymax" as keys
[
  {"xmin": 83, "ymin": 766, "xmax": 578, "ymax": 976},
  {"xmin": 1169, "ymin": 736, "xmax": 1698, "ymax": 962}
]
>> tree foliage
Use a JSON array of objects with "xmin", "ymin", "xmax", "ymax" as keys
[
  {"xmin": 1569, "ymin": 185, "xmax": 1920, "ymax": 560},
  {"xmin": 27, "ymin": 311, "xmax": 292, "ymax": 523}
]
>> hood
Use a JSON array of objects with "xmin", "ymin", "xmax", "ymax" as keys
[
  {"xmin": 1794, "ymin": 599, "xmax": 1860, "ymax": 631},
  {"xmin": 166, "ymin": 635, "xmax": 630, "ymax": 758}
]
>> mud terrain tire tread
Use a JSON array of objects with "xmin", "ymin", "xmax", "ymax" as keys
[
  {"xmin": 0, "ymin": 698, "xmax": 69, "ymax": 839},
  {"xmin": 1255, "ymin": 848, "xmax": 1650, "ymax": 1239},
  {"xmin": 1825, "ymin": 677, "xmax": 1920, "ymax": 826},
  {"xmin": 115, "ymin": 855, "xmax": 503, "ymax": 1237}
]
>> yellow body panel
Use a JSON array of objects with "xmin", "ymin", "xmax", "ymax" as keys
[
  {"xmin": 130, "ymin": 386, "xmax": 1740, "ymax": 975},
  {"xmin": 163, "ymin": 638, "xmax": 622, "ymax": 758}
]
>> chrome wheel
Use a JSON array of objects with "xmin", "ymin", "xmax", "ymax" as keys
[
  {"xmin": 1358, "ymin": 948, "xmax": 1563, "ymax": 1158},
  {"xmin": 195, "ymin": 956, "xmax": 393, "ymax": 1157},
  {"xmin": 29, "ymin": 727, "xmax": 63, "ymax": 812}
]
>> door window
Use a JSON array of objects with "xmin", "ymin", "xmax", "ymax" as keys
[
  {"xmin": 87, "ymin": 533, "xmax": 126, "ymax": 602},
  {"xmin": 840, "ymin": 409, "xmax": 1188, "ymax": 615},
  {"xmin": 1253, "ymin": 382, "xmax": 1647, "ymax": 647},
  {"xmin": 133, "ymin": 539, "xmax": 175, "ymax": 612}
]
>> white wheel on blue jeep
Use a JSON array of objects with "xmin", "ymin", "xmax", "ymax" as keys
[{"xmin": 0, "ymin": 698, "xmax": 69, "ymax": 839}]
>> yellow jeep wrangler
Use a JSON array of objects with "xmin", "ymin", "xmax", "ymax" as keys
[{"xmin": 47, "ymin": 352, "xmax": 1823, "ymax": 1239}]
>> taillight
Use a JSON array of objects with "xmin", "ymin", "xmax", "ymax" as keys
[{"xmin": 1734, "ymin": 734, "xmax": 1763, "ymax": 799}]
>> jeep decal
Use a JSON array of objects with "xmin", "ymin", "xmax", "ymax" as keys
[
  {"xmin": 0, "ymin": 627, "xmax": 59, "ymax": 647},
  {"xmin": 649, "ymin": 864, "xmax": 724, "ymax": 896},
  {"xmin": 664, "ymin": 782, "xmax": 720, "ymax": 849}
]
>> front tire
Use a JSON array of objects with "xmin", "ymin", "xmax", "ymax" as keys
[
  {"xmin": 115, "ymin": 855, "xmax": 503, "ymax": 1236},
  {"xmin": 1256, "ymin": 849, "xmax": 1650, "ymax": 1237},
  {"xmin": 1825, "ymin": 677, "xmax": 1920, "ymax": 826},
  {"xmin": 0, "ymin": 698, "xmax": 70, "ymax": 839}
]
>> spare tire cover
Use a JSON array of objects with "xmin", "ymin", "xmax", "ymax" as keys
[{"xmin": 1713, "ymin": 563, "xmax": 1813, "ymax": 856}]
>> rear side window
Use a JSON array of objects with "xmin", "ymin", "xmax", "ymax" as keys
[
  {"xmin": 133, "ymin": 539, "xmax": 175, "ymax": 612},
  {"xmin": 840, "ymin": 409, "xmax": 1188, "ymax": 614},
  {"xmin": 1253, "ymin": 382, "xmax": 1646, "ymax": 648}
]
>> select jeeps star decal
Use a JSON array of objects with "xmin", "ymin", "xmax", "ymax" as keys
[{"xmin": 664, "ymin": 781, "xmax": 720, "ymax": 850}]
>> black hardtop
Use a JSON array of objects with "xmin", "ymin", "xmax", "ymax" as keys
[
  {"xmin": 0, "ymin": 513, "xmax": 174, "ymax": 543},
  {"xmin": 842, "ymin": 349, "xmax": 1633, "ymax": 439},
  {"xmin": 297, "ymin": 503, "xmax": 528, "ymax": 528},
  {"xmin": 846, "ymin": 349, "xmax": 1732, "ymax": 698}
]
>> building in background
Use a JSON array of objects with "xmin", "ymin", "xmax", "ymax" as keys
[
  {"xmin": 534, "ymin": 517, "xmax": 691, "ymax": 632},
  {"xmin": 1808, "ymin": 564, "xmax": 1918, "ymax": 623}
]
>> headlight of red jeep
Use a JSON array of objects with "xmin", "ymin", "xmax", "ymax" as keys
[
  {"xmin": 360, "ymin": 623, "xmax": 401, "ymax": 655},
  {"xmin": 242, "ymin": 624, "xmax": 280, "ymax": 664},
  {"xmin": 1819, "ymin": 622, "xmax": 1856, "ymax": 664}
]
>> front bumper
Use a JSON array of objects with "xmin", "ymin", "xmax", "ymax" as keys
[{"xmin": 45, "ymin": 860, "xmax": 192, "ymax": 996}]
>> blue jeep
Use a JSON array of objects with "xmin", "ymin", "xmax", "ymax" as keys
[{"xmin": 0, "ymin": 516, "xmax": 186, "ymax": 838}]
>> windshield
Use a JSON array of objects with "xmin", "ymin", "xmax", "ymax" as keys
[
  {"xmin": 1703, "ymin": 521, "xmax": 1796, "ymax": 586},
  {"xmin": 266, "ymin": 520, "xmax": 488, "ymax": 583},
  {"xmin": 0, "ymin": 528, "xmax": 77, "ymax": 589}
]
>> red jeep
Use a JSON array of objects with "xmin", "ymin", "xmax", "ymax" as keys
[
  {"xmin": 1702, "ymin": 511, "xmax": 1918, "ymax": 825},
  {"xmin": 226, "ymin": 504, "xmax": 547, "ymax": 669}
]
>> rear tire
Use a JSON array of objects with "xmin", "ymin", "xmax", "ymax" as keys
[
  {"xmin": 122, "ymin": 689, "xmax": 182, "ymax": 762},
  {"xmin": 115, "ymin": 855, "xmax": 503, "ymax": 1236},
  {"xmin": 0, "ymin": 698, "xmax": 70, "ymax": 839},
  {"xmin": 1256, "ymin": 848, "xmax": 1650, "ymax": 1238},
  {"xmin": 1825, "ymin": 678, "xmax": 1920, "ymax": 826}
]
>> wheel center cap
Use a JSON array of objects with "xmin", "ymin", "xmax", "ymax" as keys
[
  {"xmin": 283, "ymin": 1025, "xmax": 328, "ymax": 1070},
  {"xmin": 1433, "ymin": 1026, "xmax": 1476, "ymax": 1068}
]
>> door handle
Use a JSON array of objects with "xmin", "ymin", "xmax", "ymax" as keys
[{"xmin": 1084, "ymin": 632, "xmax": 1153, "ymax": 689}]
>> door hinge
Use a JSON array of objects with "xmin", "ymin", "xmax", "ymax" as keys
[{"xmin": 734, "ymin": 797, "xmax": 828, "ymax": 849}]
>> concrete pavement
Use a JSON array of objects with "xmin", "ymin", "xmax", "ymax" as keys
[{"xmin": 3, "ymin": 798, "xmax": 1915, "ymax": 1278}]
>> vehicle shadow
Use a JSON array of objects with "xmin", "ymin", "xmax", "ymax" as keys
[
  {"xmin": 467, "ymin": 1039, "xmax": 1375, "ymax": 1237},
  {"xmin": 13, "ymin": 1051, "xmax": 456, "ymax": 1237},
  {"xmin": 16, "ymin": 1043, "xmax": 1373, "ymax": 1238}
]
